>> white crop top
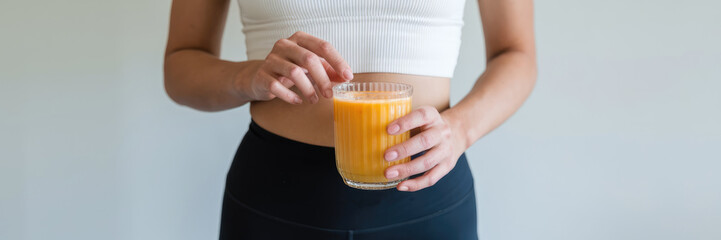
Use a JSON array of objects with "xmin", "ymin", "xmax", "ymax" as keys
[{"xmin": 237, "ymin": 0, "xmax": 466, "ymax": 78}]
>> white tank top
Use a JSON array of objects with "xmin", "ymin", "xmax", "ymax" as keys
[{"xmin": 237, "ymin": 0, "xmax": 466, "ymax": 78}]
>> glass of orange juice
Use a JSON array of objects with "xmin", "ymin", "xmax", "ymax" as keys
[{"xmin": 333, "ymin": 82, "xmax": 413, "ymax": 190}]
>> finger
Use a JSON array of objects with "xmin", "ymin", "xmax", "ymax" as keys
[
  {"xmin": 280, "ymin": 43, "xmax": 332, "ymax": 99},
  {"xmin": 253, "ymin": 70, "xmax": 277, "ymax": 100},
  {"xmin": 387, "ymin": 106, "xmax": 440, "ymax": 135},
  {"xmin": 267, "ymin": 77, "xmax": 302, "ymax": 104},
  {"xmin": 277, "ymin": 67, "xmax": 304, "ymax": 88},
  {"xmin": 385, "ymin": 147, "xmax": 443, "ymax": 180},
  {"xmin": 320, "ymin": 58, "xmax": 345, "ymax": 83},
  {"xmin": 265, "ymin": 53, "xmax": 319, "ymax": 103},
  {"xmin": 278, "ymin": 76, "xmax": 294, "ymax": 88},
  {"xmin": 289, "ymin": 31, "xmax": 353, "ymax": 81},
  {"xmin": 397, "ymin": 161, "xmax": 453, "ymax": 192},
  {"xmin": 385, "ymin": 127, "xmax": 442, "ymax": 161}
]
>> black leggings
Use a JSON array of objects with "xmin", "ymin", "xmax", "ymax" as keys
[{"xmin": 219, "ymin": 121, "xmax": 477, "ymax": 239}]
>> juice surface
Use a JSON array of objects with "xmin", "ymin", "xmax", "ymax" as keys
[{"xmin": 333, "ymin": 97, "xmax": 412, "ymax": 183}]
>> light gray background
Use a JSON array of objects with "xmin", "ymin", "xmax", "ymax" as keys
[{"xmin": 1, "ymin": 0, "xmax": 719, "ymax": 239}]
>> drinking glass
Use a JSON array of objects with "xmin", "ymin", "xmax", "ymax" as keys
[{"xmin": 333, "ymin": 82, "xmax": 413, "ymax": 190}]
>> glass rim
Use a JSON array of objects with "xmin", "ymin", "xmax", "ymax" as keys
[{"xmin": 332, "ymin": 82, "xmax": 413, "ymax": 99}]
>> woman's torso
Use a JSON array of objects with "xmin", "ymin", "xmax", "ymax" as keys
[{"xmin": 250, "ymin": 73, "xmax": 450, "ymax": 147}]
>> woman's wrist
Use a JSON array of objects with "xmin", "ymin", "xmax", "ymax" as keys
[
  {"xmin": 230, "ymin": 60, "xmax": 264, "ymax": 102},
  {"xmin": 440, "ymin": 108, "xmax": 471, "ymax": 154}
]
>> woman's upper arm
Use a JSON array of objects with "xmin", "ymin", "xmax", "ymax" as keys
[
  {"xmin": 165, "ymin": 0, "xmax": 231, "ymax": 58},
  {"xmin": 477, "ymin": 0, "xmax": 536, "ymax": 60}
]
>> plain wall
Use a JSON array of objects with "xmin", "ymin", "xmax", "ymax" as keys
[{"xmin": 1, "ymin": 0, "xmax": 719, "ymax": 239}]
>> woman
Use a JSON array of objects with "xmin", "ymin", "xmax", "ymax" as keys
[{"xmin": 164, "ymin": 0, "xmax": 535, "ymax": 239}]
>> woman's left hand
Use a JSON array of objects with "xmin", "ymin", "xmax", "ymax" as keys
[{"xmin": 383, "ymin": 106, "xmax": 466, "ymax": 192}]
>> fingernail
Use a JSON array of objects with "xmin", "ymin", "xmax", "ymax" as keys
[
  {"xmin": 302, "ymin": 68, "xmax": 309, "ymax": 74},
  {"xmin": 388, "ymin": 124, "xmax": 399, "ymax": 134},
  {"xmin": 386, "ymin": 170, "xmax": 398, "ymax": 179},
  {"xmin": 343, "ymin": 69, "xmax": 354, "ymax": 80},
  {"xmin": 385, "ymin": 151, "xmax": 398, "ymax": 161},
  {"xmin": 311, "ymin": 94, "xmax": 319, "ymax": 103},
  {"xmin": 293, "ymin": 97, "xmax": 302, "ymax": 104},
  {"xmin": 325, "ymin": 89, "xmax": 333, "ymax": 98},
  {"xmin": 398, "ymin": 186, "xmax": 408, "ymax": 191}
]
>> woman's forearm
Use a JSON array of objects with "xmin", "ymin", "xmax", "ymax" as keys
[
  {"xmin": 163, "ymin": 49, "xmax": 262, "ymax": 112},
  {"xmin": 442, "ymin": 50, "xmax": 537, "ymax": 149}
]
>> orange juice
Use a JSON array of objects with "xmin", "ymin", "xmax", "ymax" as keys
[{"xmin": 333, "ymin": 82, "xmax": 413, "ymax": 190}]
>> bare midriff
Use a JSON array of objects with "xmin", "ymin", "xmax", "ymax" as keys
[{"xmin": 250, "ymin": 73, "xmax": 451, "ymax": 147}]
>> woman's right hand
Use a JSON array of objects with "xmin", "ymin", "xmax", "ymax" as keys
[{"xmin": 239, "ymin": 31, "xmax": 354, "ymax": 104}]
